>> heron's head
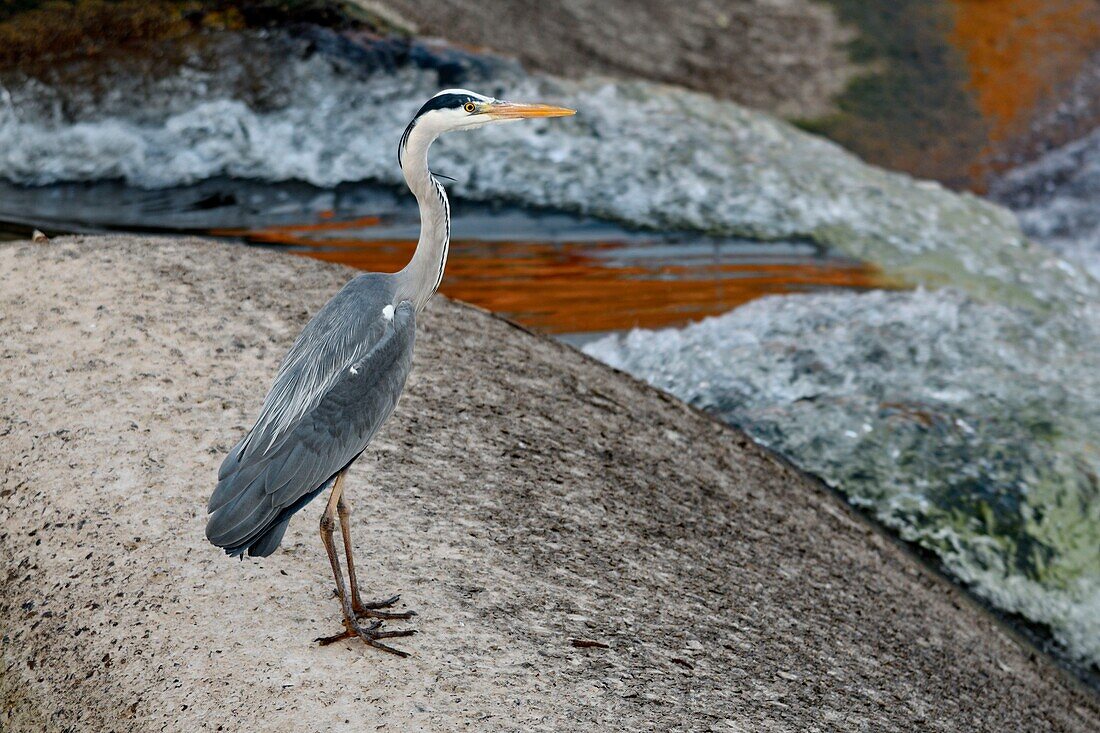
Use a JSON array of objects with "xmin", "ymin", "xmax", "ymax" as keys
[
  {"xmin": 399, "ymin": 88, "xmax": 575, "ymax": 165},
  {"xmin": 412, "ymin": 88, "xmax": 575, "ymax": 132}
]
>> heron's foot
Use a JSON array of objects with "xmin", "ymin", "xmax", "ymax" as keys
[
  {"xmin": 353, "ymin": 593, "xmax": 417, "ymax": 621},
  {"xmin": 315, "ymin": 617, "xmax": 416, "ymax": 657}
]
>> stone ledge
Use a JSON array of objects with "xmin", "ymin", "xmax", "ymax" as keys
[{"xmin": 1, "ymin": 236, "xmax": 1096, "ymax": 731}]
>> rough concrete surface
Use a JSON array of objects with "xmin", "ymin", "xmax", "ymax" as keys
[{"xmin": 0, "ymin": 236, "xmax": 1097, "ymax": 732}]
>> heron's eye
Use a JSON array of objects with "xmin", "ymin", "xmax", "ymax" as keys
[{"xmin": 463, "ymin": 102, "xmax": 476, "ymax": 113}]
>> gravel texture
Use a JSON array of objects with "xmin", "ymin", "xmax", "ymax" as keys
[{"xmin": 1, "ymin": 236, "xmax": 1097, "ymax": 732}]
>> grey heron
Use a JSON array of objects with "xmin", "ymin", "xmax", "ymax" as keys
[{"xmin": 206, "ymin": 89, "xmax": 575, "ymax": 655}]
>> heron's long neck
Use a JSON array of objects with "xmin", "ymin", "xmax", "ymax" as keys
[{"xmin": 396, "ymin": 124, "xmax": 450, "ymax": 311}]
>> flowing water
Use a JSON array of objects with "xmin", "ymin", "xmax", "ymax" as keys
[
  {"xmin": 0, "ymin": 178, "xmax": 888, "ymax": 333},
  {"xmin": 2, "ymin": 25, "xmax": 1098, "ymax": 680},
  {"xmin": 991, "ymin": 126, "xmax": 1100, "ymax": 282},
  {"xmin": 585, "ymin": 289, "xmax": 1100, "ymax": 669}
]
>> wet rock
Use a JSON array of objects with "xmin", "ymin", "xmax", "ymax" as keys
[
  {"xmin": 1, "ymin": 235, "xmax": 1097, "ymax": 730},
  {"xmin": 586, "ymin": 288, "xmax": 1100, "ymax": 673}
]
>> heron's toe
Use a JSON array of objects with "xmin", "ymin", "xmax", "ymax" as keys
[
  {"xmin": 316, "ymin": 618, "xmax": 416, "ymax": 657},
  {"xmin": 353, "ymin": 593, "xmax": 416, "ymax": 620},
  {"xmin": 356, "ymin": 607, "xmax": 416, "ymax": 620}
]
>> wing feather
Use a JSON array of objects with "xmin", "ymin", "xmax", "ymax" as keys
[
  {"xmin": 207, "ymin": 285, "xmax": 416, "ymax": 557},
  {"xmin": 237, "ymin": 278, "xmax": 382, "ymax": 462}
]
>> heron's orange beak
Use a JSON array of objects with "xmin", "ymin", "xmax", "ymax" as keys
[{"xmin": 484, "ymin": 101, "xmax": 576, "ymax": 119}]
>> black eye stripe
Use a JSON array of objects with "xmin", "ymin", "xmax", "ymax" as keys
[
  {"xmin": 400, "ymin": 92, "xmax": 487, "ymax": 166},
  {"xmin": 413, "ymin": 93, "xmax": 478, "ymax": 119}
]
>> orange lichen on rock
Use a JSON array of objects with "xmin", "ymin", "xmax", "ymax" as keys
[{"xmin": 949, "ymin": 0, "xmax": 1100, "ymax": 142}]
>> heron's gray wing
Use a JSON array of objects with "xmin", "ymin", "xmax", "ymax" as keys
[
  {"xmin": 206, "ymin": 293, "xmax": 415, "ymax": 557},
  {"xmin": 229, "ymin": 274, "xmax": 394, "ymax": 466}
]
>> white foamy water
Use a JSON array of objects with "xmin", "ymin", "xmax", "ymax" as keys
[
  {"xmin": 0, "ymin": 30, "xmax": 1093, "ymax": 308},
  {"xmin": 585, "ymin": 289, "xmax": 1100, "ymax": 668}
]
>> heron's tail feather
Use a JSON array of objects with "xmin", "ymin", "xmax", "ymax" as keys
[
  {"xmin": 205, "ymin": 475, "xmax": 275, "ymax": 548},
  {"xmin": 231, "ymin": 516, "xmax": 291, "ymax": 558},
  {"xmin": 215, "ymin": 481, "xmax": 330, "ymax": 557},
  {"xmin": 208, "ymin": 459, "xmax": 265, "ymax": 514},
  {"xmin": 207, "ymin": 438, "xmax": 335, "ymax": 557}
]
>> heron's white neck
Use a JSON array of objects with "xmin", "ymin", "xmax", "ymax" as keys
[{"xmin": 395, "ymin": 122, "xmax": 450, "ymax": 312}]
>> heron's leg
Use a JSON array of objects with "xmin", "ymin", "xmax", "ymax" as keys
[
  {"xmin": 319, "ymin": 471, "xmax": 356, "ymax": 622},
  {"xmin": 315, "ymin": 471, "xmax": 416, "ymax": 656},
  {"xmin": 337, "ymin": 494, "xmax": 415, "ymax": 621}
]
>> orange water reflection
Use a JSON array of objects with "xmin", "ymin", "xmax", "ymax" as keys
[{"xmin": 217, "ymin": 221, "xmax": 895, "ymax": 334}]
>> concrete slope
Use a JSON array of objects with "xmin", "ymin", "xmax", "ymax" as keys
[{"xmin": 0, "ymin": 236, "xmax": 1096, "ymax": 732}]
